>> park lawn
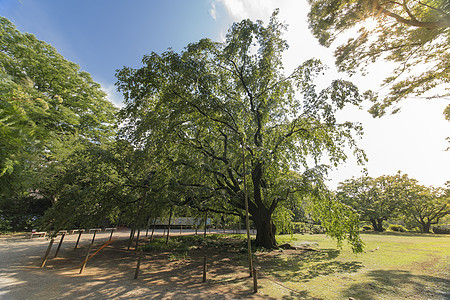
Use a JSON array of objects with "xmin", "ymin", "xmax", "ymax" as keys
[{"xmin": 257, "ymin": 233, "xmax": 450, "ymax": 299}]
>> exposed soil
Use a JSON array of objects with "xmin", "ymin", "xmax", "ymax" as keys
[{"xmin": 0, "ymin": 230, "xmax": 273, "ymax": 299}]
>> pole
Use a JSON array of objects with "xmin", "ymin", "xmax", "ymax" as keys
[
  {"xmin": 54, "ymin": 233, "xmax": 65, "ymax": 258},
  {"xmin": 204, "ymin": 211, "xmax": 207, "ymax": 238},
  {"xmin": 253, "ymin": 267, "xmax": 258, "ymax": 293},
  {"xmin": 40, "ymin": 237, "xmax": 55, "ymax": 268},
  {"xmin": 91, "ymin": 230, "xmax": 97, "ymax": 245},
  {"xmin": 165, "ymin": 206, "xmax": 173, "ymax": 245},
  {"xmin": 135, "ymin": 228, "xmax": 141, "ymax": 252},
  {"xmin": 109, "ymin": 229, "xmax": 115, "ymax": 241},
  {"xmin": 74, "ymin": 230, "xmax": 83, "ymax": 250},
  {"xmin": 151, "ymin": 217, "xmax": 156, "ymax": 241},
  {"xmin": 128, "ymin": 227, "xmax": 135, "ymax": 250},
  {"xmin": 242, "ymin": 137, "xmax": 253, "ymax": 277},
  {"xmin": 202, "ymin": 255, "xmax": 207, "ymax": 283},
  {"xmin": 146, "ymin": 217, "xmax": 150, "ymax": 237},
  {"xmin": 79, "ymin": 243, "xmax": 92, "ymax": 274},
  {"xmin": 134, "ymin": 252, "xmax": 142, "ymax": 279}
]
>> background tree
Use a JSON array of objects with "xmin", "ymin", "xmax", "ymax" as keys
[
  {"xmin": 401, "ymin": 179, "xmax": 449, "ymax": 233},
  {"xmin": 337, "ymin": 174, "xmax": 406, "ymax": 231},
  {"xmin": 0, "ymin": 17, "xmax": 117, "ymax": 229},
  {"xmin": 307, "ymin": 0, "xmax": 450, "ymax": 119},
  {"xmin": 116, "ymin": 11, "xmax": 365, "ymax": 250},
  {"xmin": 39, "ymin": 139, "xmax": 165, "ymax": 232}
]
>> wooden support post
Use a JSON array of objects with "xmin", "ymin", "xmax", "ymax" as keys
[
  {"xmin": 134, "ymin": 252, "xmax": 142, "ymax": 279},
  {"xmin": 91, "ymin": 230, "xmax": 97, "ymax": 245},
  {"xmin": 74, "ymin": 230, "xmax": 83, "ymax": 250},
  {"xmin": 204, "ymin": 211, "xmax": 207, "ymax": 238},
  {"xmin": 253, "ymin": 267, "xmax": 258, "ymax": 293},
  {"xmin": 151, "ymin": 218, "xmax": 156, "ymax": 241},
  {"xmin": 127, "ymin": 227, "xmax": 135, "ymax": 250},
  {"xmin": 54, "ymin": 233, "xmax": 66, "ymax": 258},
  {"xmin": 165, "ymin": 206, "xmax": 173, "ymax": 246},
  {"xmin": 109, "ymin": 229, "xmax": 115, "ymax": 241},
  {"xmin": 40, "ymin": 238, "xmax": 55, "ymax": 268},
  {"xmin": 79, "ymin": 243, "xmax": 92, "ymax": 274},
  {"xmin": 202, "ymin": 255, "xmax": 207, "ymax": 283},
  {"xmin": 145, "ymin": 217, "xmax": 150, "ymax": 237},
  {"xmin": 135, "ymin": 228, "xmax": 141, "ymax": 252},
  {"xmin": 180, "ymin": 225, "xmax": 182, "ymax": 235}
]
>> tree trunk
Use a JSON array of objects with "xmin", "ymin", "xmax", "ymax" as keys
[
  {"xmin": 370, "ymin": 218, "xmax": 384, "ymax": 232},
  {"xmin": 422, "ymin": 222, "xmax": 431, "ymax": 233},
  {"xmin": 251, "ymin": 208, "xmax": 277, "ymax": 248},
  {"xmin": 376, "ymin": 219, "xmax": 384, "ymax": 232}
]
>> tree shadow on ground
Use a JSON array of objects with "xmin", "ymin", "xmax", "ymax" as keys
[
  {"xmin": 255, "ymin": 248, "xmax": 363, "ymax": 283},
  {"xmin": 361, "ymin": 231, "xmax": 450, "ymax": 238},
  {"xmin": 343, "ymin": 269, "xmax": 450, "ymax": 300},
  {"xmin": 0, "ymin": 234, "xmax": 269, "ymax": 299}
]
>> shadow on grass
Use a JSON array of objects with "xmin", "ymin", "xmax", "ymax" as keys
[
  {"xmin": 361, "ymin": 231, "xmax": 450, "ymax": 238},
  {"xmin": 344, "ymin": 269, "xmax": 450, "ymax": 300},
  {"xmin": 256, "ymin": 249, "xmax": 363, "ymax": 283}
]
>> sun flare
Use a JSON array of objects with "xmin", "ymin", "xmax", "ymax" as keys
[{"xmin": 363, "ymin": 17, "xmax": 379, "ymax": 31}]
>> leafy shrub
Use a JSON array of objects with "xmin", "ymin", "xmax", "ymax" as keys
[
  {"xmin": 432, "ymin": 225, "xmax": 450, "ymax": 234},
  {"xmin": 312, "ymin": 224, "xmax": 326, "ymax": 234},
  {"xmin": 292, "ymin": 222, "xmax": 307, "ymax": 233},
  {"xmin": 388, "ymin": 224, "xmax": 407, "ymax": 232}
]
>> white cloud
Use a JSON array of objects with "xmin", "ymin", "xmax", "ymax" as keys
[
  {"xmin": 216, "ymin": 0, "xmax": 276, "ymax": 20},
  {"xmin": 100, "ymin": 83, "xmax": 124, "ymax": 108},
  {"xmin": 209, "ymin": 2, "xmax": 217, "ymax": 20}
]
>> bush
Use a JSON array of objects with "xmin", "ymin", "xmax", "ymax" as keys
[
  {"xmin": 388, "ymin": 224, "xmax": 407, "ymax": 232},
  {"xmin": 432, "ymin": 225, "xmax": 450, "ymax": 234},
  {"xmin": 362, "ymin": 225, "xmax": 372, "ymax": 231},
  {"xmin": 292, "ymin": 222, "xmax": 306, "ymax": 233},
  {"xmin": 312, "ymin": 224, "xmax": 326, "ymax": 234}
]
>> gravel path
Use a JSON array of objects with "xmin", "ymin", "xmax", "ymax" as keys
[{"xmin": 0, "ymin": 230, "xmax": 265, "ymax": 300}]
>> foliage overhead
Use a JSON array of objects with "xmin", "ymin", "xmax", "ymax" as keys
[
  {"xmin": 0, "ymin": 16, "xmax": 117, "ymax": 196},
  {"xmin": 307, "ymin": 0, "xmax": 450, "ymax": 119},
  {"xmin": 116, "ymin": 11, "xmax": 365, "ymax": 250}
]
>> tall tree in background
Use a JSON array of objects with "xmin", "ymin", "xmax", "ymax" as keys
[
  {"xmin": 338, "ymin": 173, "xmax": 450, "ymax": 232},
  {"xmin": 337, "ymin": 173, "xmax": 406, "ymax": 231},
  {"xmin": 307, "ymin": 0, "xmax": 450, "ymax": 119},
  {"xmin": 0, "ymin": 17, "xmax": 116, "ymax": 190},
  {"xmin": 116, "ymin": 11, "xmax": 365, "ymax": 250},
  {"xmin": 401, "ymin": 179, "xmax": 449, "ymax": 233},
  {"xmin": 0, "ymin": 17, "xmax": 117, "ymax": 229}
]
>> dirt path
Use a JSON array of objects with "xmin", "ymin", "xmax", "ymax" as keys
[{"xmin": 0, "ymin": 230, "xmax": 268, "ymax": 299}]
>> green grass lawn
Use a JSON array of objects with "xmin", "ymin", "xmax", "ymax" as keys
[{"xmin": 257, "ymin": 233, "xmax": 450, "ymax": 299}]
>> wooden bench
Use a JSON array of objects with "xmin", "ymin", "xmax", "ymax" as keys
[{"xmin": 30, "ymin": 231, "xmax": 47, "ymax": 238}]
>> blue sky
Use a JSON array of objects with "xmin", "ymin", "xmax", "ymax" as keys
[
  {"xmin": 1, "ymin": 0, "xmax": 449, "ymax": 188},
  {"xmin": 1, "ymin": 0, "xmax": 234, "ymax": 104}
]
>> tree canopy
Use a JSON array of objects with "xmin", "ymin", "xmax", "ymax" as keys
[
  {"xmin": 0, "ymin": 17, "xmax": 116, "ymax": 192},
  {"xmin": 0, "ymin": 17, "xmax": 117, "ymax": 229},
  {"xmin": 337, "ymin": 173, "xmax": 407, "ymax": 231},
  {"xmin": 116, "ymin": 11, "xmax": 365, "ymax": 250},
  {"xmin": 337, "ymin": 173, "xmax": 450, "ymax": 232},
  {"xmin": 307, "ymin": 0, "xmax": 450, "ymax": 119}
]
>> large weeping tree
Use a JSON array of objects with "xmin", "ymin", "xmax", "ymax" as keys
[{"xmin": 116, "ymin": 11, "xmax": 365, "ymax": 250}]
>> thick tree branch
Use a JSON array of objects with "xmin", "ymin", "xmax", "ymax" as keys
[{"xmin": 376, "ymin": 2, "xmax": 450, "ymax": 28}]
